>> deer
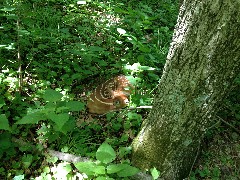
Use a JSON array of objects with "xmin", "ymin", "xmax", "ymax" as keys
[{"xmin": 87, "ymin": 75, "xmax": 134, "ymax": 114}]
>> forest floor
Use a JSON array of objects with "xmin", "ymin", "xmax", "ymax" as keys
[{"xmin": 191, "ymin": 126, "xmax": 240, "ymax": 179}]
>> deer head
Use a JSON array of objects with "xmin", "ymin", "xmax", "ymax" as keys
[{"xmin": 87, "ymin": 75, "xmax": 133, "ymax": 114}]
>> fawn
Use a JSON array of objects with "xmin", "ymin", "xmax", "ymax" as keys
[{"xmin": 87, "ymin": 75, "xmax": 133, "ymax": 114}]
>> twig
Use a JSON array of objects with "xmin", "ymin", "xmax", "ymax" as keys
[{"xmin": 216, "ymin": 115, "xmax": 240, "ymax": 135}]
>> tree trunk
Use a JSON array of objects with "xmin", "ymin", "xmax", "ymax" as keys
[{"xmin": 131, "ymin": 0, "xmax": 240, "ymax": 179}]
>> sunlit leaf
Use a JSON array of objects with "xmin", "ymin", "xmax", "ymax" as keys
[
  {"xmin": 117, "ymin": 28, "xmax": 126, "ymax": 35},
  {"xmin": 107, "ymin": 164, "xmax": 124, "ymax": 174},
  {"xmin": 150, "ymin": 167, "xmax": 160, "ymax": 180},
  {"xmin": 96, "ymin": 143, "xmax": 116, "ymax": 164},
  {"xmin": 74, "ymin": 162, "xmax": 96, "ymax": 175}
]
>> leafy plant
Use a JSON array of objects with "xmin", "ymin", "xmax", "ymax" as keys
[
  {"xmin": 74, "ymin": 142, "xmax": 139, "ymax": 179},
  {"xmin": 16, "ymin": 89, "xmax": 85, "ymax": 134}
]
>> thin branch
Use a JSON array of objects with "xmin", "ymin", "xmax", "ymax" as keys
[{"xmin": 216, "ymin": 115, "xmax": 240, "ymax": 135}]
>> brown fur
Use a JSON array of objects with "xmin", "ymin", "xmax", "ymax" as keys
[{"xmin": 87, "ymin": 75, "xmax": 133, "ymax": 114}]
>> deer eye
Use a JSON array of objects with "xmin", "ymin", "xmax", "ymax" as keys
[{"xmin": 113, "ymin": 99, "xmax": 121, "ymax": 107}]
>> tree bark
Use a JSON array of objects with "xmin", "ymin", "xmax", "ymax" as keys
[{"xmin": 131, "ymin": 0, "xmax": 240, "ymax": 179}]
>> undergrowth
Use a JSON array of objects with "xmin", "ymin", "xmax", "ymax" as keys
[{"xmin": 0, "ymin": 0, "xmax": 239, "ymax": 179}]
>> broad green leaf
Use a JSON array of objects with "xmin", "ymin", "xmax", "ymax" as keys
[
  {"xmin": 16, "ymin": 111, "xmax": 45, "ymax": 124},
  {"xmin": 0, "ymin": 114, "xmax": 10, "ymax": 131},
  {"xmin": 66, "ymin": 101, "xmax": 85, "ymax": 111},
  {"xmin": 117, "ymin": 164, "xmax": 139, "ymax": 177},
  {"xmin": 47, "ymin": 113, "xmax": 69, "ymax": 129},
  {"xmin": 106, "ymin": 164, "xmax": 125, "ymax": 174},
  {"xmin": 43, "ymin": 89, "xmax": 63, "ymax": 102},
  {"xmin": 92, "ymin": 165, "xmax": 105, "ymax": 175},
  {"xmin": 96, "ymin": 143, "xmax": 116, "ymax": 164},
  {"xmin": 43, "ymin": 102, "xmax": 56, "ymax": 112},
  {"xmin": 74, "ymin": 162, "xmax": 96, "ymax": 175}
]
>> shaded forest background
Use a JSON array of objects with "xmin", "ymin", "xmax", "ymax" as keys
[{"xmin": 0, "ymin": 0, "xmax": 239, "ymax": 179}]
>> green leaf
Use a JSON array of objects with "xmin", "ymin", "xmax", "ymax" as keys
[
  {"xmin": 16, "ymin": 111, "xmax": 45, "ymax": 124},
  {"xmin": 116, "ymin": 164, "xmax": 139, "ymax": 177},
  {"xmin": 0, "ymin": 114, "xmax": 10, "ymax": 130},
  {"xmin": 66, "ymin": 101, "xmax": 85, "ymax": 111},
  {"xmin": 118, "ymin": 146, "xmax": 132, "ymax": 158},
  {"xmin": 13, "ymin": 175, "xmax": 24, "ymax": 180},
  {"xmin": 138, "ymin": 44, "xmax": 151, "ymax": 53},
  {"xmin": 0, "ymin": 7, "xmax": 15, "ymax": 11},
  {"xmin": 43, "ymin": 166, "xmax": 50, "ymax": 173},
  {"xmin": 22, "ymin": 154, "xmax": 33, "ymax": 168},
  {"xmin": 89, "ymin": 46, "xmax": 105, "ymax": 51},
  {"xmin": 96, "ymin": 143, "xmax": 116, "ymax": 164},
  {"xmin": 43, "ymin": 89, "xmax": 63, "ymax": 102},
  {"xmin": 106, "ymin": 164, "xmax": 125, "ymax": 174},
  {"xmin": 74, "ymin": 162, "xmax": 96, "ymax": 176},
  {"xmin": 47, "ymin": 113, "xmax": 69, "ymax": 129},
  {"xmin": 56, "ymin": 163, "xmax": 72, "ymax": 176},
  {"xmin": 117, "ymin": 28, "xmax": 126, "ymax": 35},
  {"xmin": 150, "ymin": 167, "xmax": 160, "ymax": 180},
  {"xmin": 0, "ymin": 132, "xmax": 11, "ymax": 150},
  {"xmin": 92, "ymin": 165, "xmax": 105, "ymax": 175},
  {"xmin": 0, "ymin": 97, "xmax": 5, "ymax": 108}
]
